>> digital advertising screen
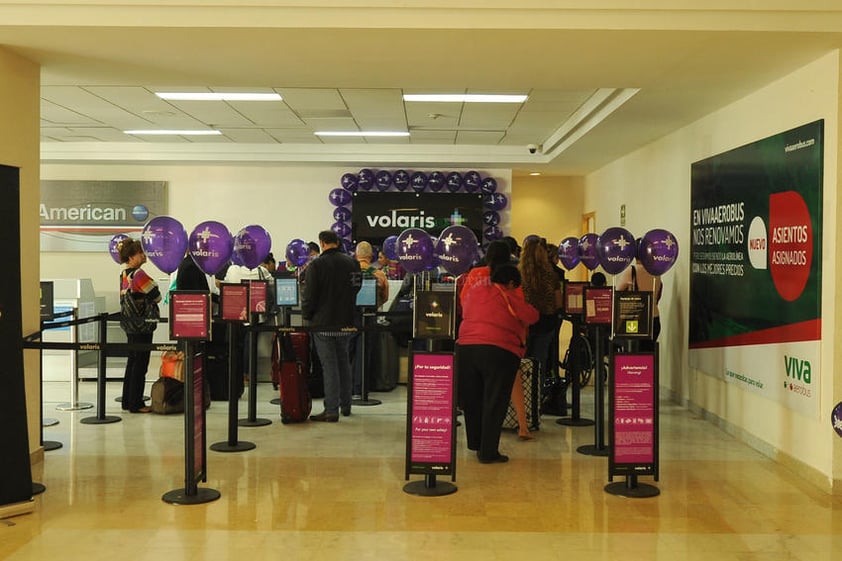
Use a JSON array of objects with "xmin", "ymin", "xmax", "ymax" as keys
[{"xmin": 275, "ymin": 277, "xmax": 299, "ymax": 307}]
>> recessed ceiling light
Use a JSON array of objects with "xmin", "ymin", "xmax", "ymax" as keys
[
  {"xmin": 529, "ymin": 172, "xmax": 542, "ymax": 176},
  {"xmin": 124, "ymin": 130, "xmax": 223, "ymax": 135},
  {"xmin": 155, "ymin": 92, "xmax": 282, "ymax": 101},
  {"xmin": 314, "ymin": 131, "xmax": 410, "ymax": 137},
  {"xmin": 403, "ymin": 94, "xmax": 528, "ymax": 103}
]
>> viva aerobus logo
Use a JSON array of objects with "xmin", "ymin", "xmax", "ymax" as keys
[{"xmin": 784, "ymin": 355, "xmax": 812, "ymax": 397}]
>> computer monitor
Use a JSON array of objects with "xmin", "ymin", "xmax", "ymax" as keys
[
  {"xmin": 355, "ymin": 278, "xmax": 377, "ymax": 307},
  {"xmin": 275, "ymin": 277, "xmax": 299, "ymax": 307}
]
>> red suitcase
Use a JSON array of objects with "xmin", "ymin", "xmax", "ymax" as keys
[{"xmin": 273, "ymin": 332, "xmax": 312, "ymax": 423}]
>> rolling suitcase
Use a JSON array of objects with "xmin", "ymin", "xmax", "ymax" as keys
[
  {"xmin": 503, "ymin": 357, "xmax": 541, "ymax": 431},
  {"xmin": 275, "ymin": 332, "xmax": 313, "ymax": 423}
]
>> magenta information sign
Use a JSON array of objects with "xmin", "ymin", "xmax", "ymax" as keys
[
  {"xmin": 169, "ymin": 292, "xmax": 210, "ymax": 340},
  {"xmin": 610, "ymin": 353, "xmax": 658, "ymax": 477},
  {"xmin": 247, "ymin": 279, "xmax": 268, "ymax": 314},
  {"xmin": 564, "ymin": 281, "xmax": 586, "ymax": 315},
  {"xmin": 406, "ymin": 352, "xmax": 455, "ymax": 476},
  {"xmin": 192, "ymin": 354, "xmax": 205, "ymax": 483},
  {"xmin": 220, "ymin": 283, "xmax": 249, "ymax": 322},
  {"xmin": 585, "ymin": 287, "xmax": 613, "ymax": 325}
]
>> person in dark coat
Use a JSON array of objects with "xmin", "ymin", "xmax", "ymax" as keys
[{"xmin": 301, "ymin": 230, "xmax": 361, "ymax": 421}]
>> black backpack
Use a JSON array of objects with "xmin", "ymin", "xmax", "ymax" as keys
[{"xmin": 120, "ymin": 269, "xmax": 159, "ymax": 334}]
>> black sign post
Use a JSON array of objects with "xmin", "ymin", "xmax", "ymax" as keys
[
  {"xmin": 163, "ymin": 291, "xmax": 220, "ymax": 505},
  {"xmin": 239, "ymin": 279, "xmax": 272, "ymax": 427},
  {"xmin": 211, "ymin": 283, "xmax": 257, "ymax": 453},
  {"xmin": 577, "ymin": 287, "xmax": 614, "ymax": 457},
  {"xmin": 557, "ymin": 281, "xmax": 594, "ymax": 427}
]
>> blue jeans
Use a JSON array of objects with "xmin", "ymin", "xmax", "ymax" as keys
[{"xmin": 312, "ymin": 332, "xmax": 353, "ymax": 414}]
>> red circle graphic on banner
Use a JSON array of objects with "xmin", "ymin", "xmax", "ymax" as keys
[{"xmin": 767, "ymin": 191, "xmax": 812, "ymax": 302}]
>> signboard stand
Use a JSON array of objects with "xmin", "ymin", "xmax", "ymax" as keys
[
  {"xmin": 163, "ymin": 291, "xmax": 220, "ymax": 505},
  {"xmin": 212, "ymin": 283, "xmax": 258, "ymax": 452},
  {"xmin": 605, "ymin": 348, "xmax": 660, "ymax": 499},
  {"xmin": 557, "ymin": 282, "xmax": 593, "ymax": 427},
  {"xmin": 353, "ymin": 307, "xmax": 382, "ymax": 407},
  {"xmin": 403, "ymin": 350, "xmax": 457, "ymax": 497},
  {"xmin": 240, "ymin": 280, "xmax": 272, "ymax": 427},
  {"xmin": 54, "ymin": 309, "xmax": 94, "ymax": 412},
  {"xmin": 577, "ymin": 287, "xmax": 613, "ymax": 456}
]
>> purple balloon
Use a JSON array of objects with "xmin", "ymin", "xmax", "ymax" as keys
[
  {"xmin": 375, "ymin": 170, "xmax": 392, "ymax": 191},
  {"xmin": 435, "ymin": 225, "xmax": 479, "ymax": 276},
  {"xmin": 639, "ymin": 229, "xmax": 679, "ymax": 276},
  {"xmin": 558, "ymin": 237, "xmax": 580, "ymax": 270},
  {"xmin": 480, "ymin": 177, "xmax": 498, "ymax": 194},
  {"xmin": 331, "ymin": 221, "xmax": 352, "ymax": 238},
  {"xmin": 596, "ymin": 227, "xmax": 636, "ymax": 275},
  {"xmin": 341, "ymin": 173, "xmax": 359, "ymax": 192},
  {"xmin": 189, "ymin": 221, "xmax": 233, "ymax": 275},
  {"xmin": 463, "ymin": 171, "xmax": 482, "ymax": 193},
  {"xmin": 329, "ymin": 188, "xmax": 352, "ymax": 206},
  {"xmin": 333, "ymin": 206, "xmax": 352, "ymax": 222},
  {"xmin": 578, "ymin": 233, "xmax": 600, "ymax": 271},
  {"xmin": 428, "ymin": 171, "xmax": 446, "ymax": 192},
  {"xmin": 109, "ymin": 233, "xmax": 129, "ymax": 264},
  {"xmin": 285, "ymin": 239, "xmax": 309, "ymax": 268},
  {"xmin": 445, "ymin": 172, "xmax": 463, "ymax": 193},
  {"xmin": 484, "ymin": 192, "xmax": 508, "ymax": 211},
  {"xmin": 231, "ymin": 225, "xmax": 272, "ymax": 269},
  {"xmin": 358, "ymin": 168, "xmax": 375, "ymax": 191},
  {"xmin": 482, "ymin": 210, "xmax": 500, "ymax": 226},
  {"xmin": 393, "ymin": 170, "xmax": 410, "ymax": 191},
  {"xmin": 141, "ymin": 216, "xmax": 188, "ymax": 274},
  {"xmin": 410, "ymin": 171, "xmax": 428, "ymax": 193},
  {"xmin": 484, "ymin": 225, "xmax": 503, "ymax": 241},
  {"xmin": 382, "ymin": 235, "xmax": 399, "ymax": 260},
  {"xmin": 396, "ymin": 228, "xmax": 434, "ymax": 274}
]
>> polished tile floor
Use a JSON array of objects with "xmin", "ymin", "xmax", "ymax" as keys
[{"xmin": 3, "ymin": 374, "xmax": 841, "ymax": 561}]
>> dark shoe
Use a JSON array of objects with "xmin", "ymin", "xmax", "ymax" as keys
[
  {"xmin": 130, "ymin": 406, "xmax": 152, "ymax": 414},
  {"xmin": 310, "ymin": 411, "xmax": 339, "ymax": 422},
  {"xmin": 341, "ymin": 408, "xmax": 351, "ymax": 417},
  {"xmin": 478, "ymin": 454, "xmax": 509, "ymax": 464}
]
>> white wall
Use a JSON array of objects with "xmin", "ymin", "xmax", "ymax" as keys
[
  {"xmin": 40, "ymin": 164, "xmax": 511, "ymax": 309},
  {"xmin": 583, "ymin": 51, "xmax": 839, "ymax": 487}
]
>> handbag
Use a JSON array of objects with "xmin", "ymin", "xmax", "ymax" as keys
[{"xmin": 119, "ymin": 269, "xmax": 160, "ymax": 334}]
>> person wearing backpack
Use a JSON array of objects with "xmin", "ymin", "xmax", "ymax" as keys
[{"xmin": 118, "ymin": 239, "xmax": 162, "ymax": 413}]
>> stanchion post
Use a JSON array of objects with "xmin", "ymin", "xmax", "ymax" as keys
[
  {"xmin": 81, "ymin": 313, "xmax": 120, "ymax": 425},
  {"xmin": 238, "ymin": 315, "xmax": 271, "ymax": 427},
  {"xmin": 56, "ymin": 309, "xmax": 93, "ymax": 411},
  {"xmin": 577, "ymin": 325, "xmax": 608, "ymax": 455},
  {"xmin": 212, "ymin": 323, "xmax": 256, "ymax": 452},
  {"xmin": 557, "ymin": 318, "xmax": 594, "ymax": 427},
  {"xmin": 353, "ymin": 309, "xmax": 381, "ymax": 407}
]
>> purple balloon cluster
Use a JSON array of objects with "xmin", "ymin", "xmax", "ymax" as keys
[{"xmin": 555, "ymin": 228, "xmax": 678, "ymax": 276}]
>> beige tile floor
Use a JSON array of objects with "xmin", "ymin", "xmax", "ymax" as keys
[{"xmin": 3, "ymin": 376, "xmax": 841, "ymax": 561}]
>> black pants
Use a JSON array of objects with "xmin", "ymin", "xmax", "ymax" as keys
[
  {"xmin": 456, "ymin": 344, "xmax": 520, "ymax": 461},
  {"xmin": 122, "ymin": 331, "xmax": 154, "ymax": 411}
]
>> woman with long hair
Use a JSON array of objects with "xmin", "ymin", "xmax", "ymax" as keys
[{"xmin": 518, "ymin": 238, "xmax": 562, "ymax": 384}]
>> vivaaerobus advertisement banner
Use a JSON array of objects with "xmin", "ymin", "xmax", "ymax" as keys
[{"xmin": 689, "ymin": 120, "xmax": 823, "ymax": 418}]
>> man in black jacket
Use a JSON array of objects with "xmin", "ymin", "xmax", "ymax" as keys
[{"xmin": 301, "ymin": 230, "xmax": 361, "ymax": 421}]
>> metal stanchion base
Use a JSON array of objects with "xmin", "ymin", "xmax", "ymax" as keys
[
  {"xmin": 43, "ymin": 441, "xmax": 63, "ymax": 451},
  {"xmin": 269, "ymin": 398, "xmax": 281, "ymax": 405},
  {"xmin": 43, "ymin": 417, "xmax": 59, "ymax": 427},
  {"xmin": 55, "ymin": 402, "xmax": 94, "ymax": 411},
  {"xmin": 80, "ymin": 415, "xmax": 122, "ymax": 425},
  {"xmin": 577, "ymin": 444, "xmax": 610, "ymax": 457},
  {"xmin": 238, "ymin": 418, "xmax": 272, "ymax": 427},
  {"xmin": 556, "ymin": 417, "xmax": 594, "ymax": 427},
  {"xmin": 210, "ymin": 441, "xmax": 256, "ymax": 453},
  {"xmin": 114, "ymin": 396, "xmax": 150, "ymax": 402},
  {"xmin": 605, "ymin": 480, "xmax": 660, "ymax": 498},
  {"xmin": 352, "ymin": 397, "xmax": 382, "ymax": 406},
  {"xmin": 32, "ymin": 483, "xmax": 46, "ymax": 496},
  {"xmin": 162, "ymin": 487, "xmax": 221, "ymax": 505},
  {"xmin": 403, "ymin": 479, "xmax": 457, "ymax": 497}
]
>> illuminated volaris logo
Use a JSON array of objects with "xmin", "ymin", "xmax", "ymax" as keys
[{"xmin": 366, "ymin": 211, "xmax": 436, "ymax": 229}]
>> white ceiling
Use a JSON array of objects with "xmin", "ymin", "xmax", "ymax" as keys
[{"xmin": 1, "ymin": 3, "xmax": 842, "ymax": 175}]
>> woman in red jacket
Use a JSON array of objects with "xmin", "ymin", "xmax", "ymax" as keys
[{"xmin": 457, "ymin": 264, "xmax": 538, "ymax": 463}]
